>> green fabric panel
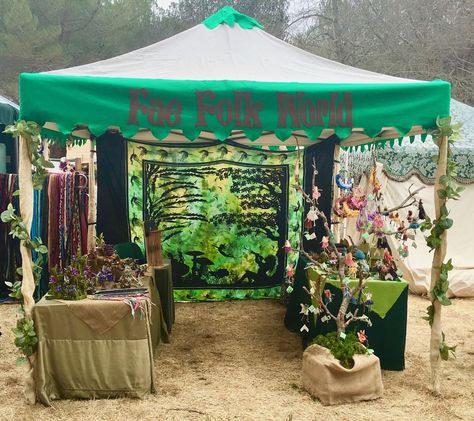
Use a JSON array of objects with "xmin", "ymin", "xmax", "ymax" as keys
[
  {"xmin": 202, "ymin": 6, "xmax": 264, "ymax": 29},
  {"xmin": 306, "ymin": 267, "xmax": 407, "ymax": 318},
  {"xmin": 20, "ymin": 73, "xmax": 450, "ymax": 143},
  {"xmin": 33, "ymin": 296, "xmax": 155, "ymax": 405},
  {"xmin": 323, "ymin": 278, "xmax": 408, "ymax": 319}
]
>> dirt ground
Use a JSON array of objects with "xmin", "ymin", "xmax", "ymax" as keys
[{"xmin": 0, "ymin": 294, "xmax": 473, "ymax": 421}]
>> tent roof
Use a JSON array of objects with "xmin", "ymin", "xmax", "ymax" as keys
[
  {"xmin": 19, "ymin": 6, "xmax": 451, "ymax": 147},
  {"xmin": 47, "ymin": 9, "xmax": 416, "ymax": 85},
  {"xmin": 0, "ymin": 94, "xmax": 19, "ymax": 125}
]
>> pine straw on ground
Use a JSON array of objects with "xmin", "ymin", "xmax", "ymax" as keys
[{"xmin": 0, "ymin": 294, "xmax": 473, "ymax": 421}]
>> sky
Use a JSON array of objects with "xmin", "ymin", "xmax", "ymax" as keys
[{"xmin": 156, "ymin": 0, "xmax": 173, "ymax": 8}]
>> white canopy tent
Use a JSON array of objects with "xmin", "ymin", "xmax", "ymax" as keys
[{"xmin": 345, "ymin": 99, "xmax": 474, "ymax": 297}]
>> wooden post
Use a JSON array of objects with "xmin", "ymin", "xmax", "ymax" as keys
[
  {"xmin": 145, "ymin": 229, "xmax": 164, "ymax": 266},
  {"xmin": 430, "ymin": 134, "xmax": 449, "ymax": 395},
  {"xmin": 87, "ymin": 140, "xmax": 96, "ymax": 252},
  {"xmin": 18, "ymin": 135, "xmax": 36, "ymax": 404}
]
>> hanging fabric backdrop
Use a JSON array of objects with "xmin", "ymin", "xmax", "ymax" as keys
[{"xmin": 127, "ymin": 141, "xmax": 303, "ymax": 300}]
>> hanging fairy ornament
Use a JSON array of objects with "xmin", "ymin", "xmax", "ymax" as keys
[
  {"xmin": 368, "ymin": 166, "xmax": 381, "ymax": 194},
  {"xmin": 306, "ymin": 206, "xmax": 318, "ymax": 223},
  {"xmin": 321, "ymin": 236, "xmax": 330, "ymax": 250},
  {"xmin": 312, "ymin": 186, "xmax": 322, "ymax": 202},
  {"xmin": 335, "ymin": 171, "xmax": 354, "ymax": 191},
  {"xmin": 418, "ymin": 199, "xmax": 426, "ymax": 220}
]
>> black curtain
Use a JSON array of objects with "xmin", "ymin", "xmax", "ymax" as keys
[
  {"xmin": 284, "ymin": 138, "xmax": 336, "ymax": 333},
  {"xmin": 96, "ymin": 132, "xmax": 130, "ymax": 244},
  {"xmin": 302, "ymin": 138, "xmax": 337, "ymax": 252}
]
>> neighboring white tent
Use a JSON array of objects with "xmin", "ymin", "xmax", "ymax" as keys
[{"xmin": 345, "ymin": 99, "xmax": 474, "ymax": 297}]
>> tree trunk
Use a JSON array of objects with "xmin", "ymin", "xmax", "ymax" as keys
[
  {"xmin": 430, "ymin": 134, "xmax": 448, "ymax": 395},
  {"xmin": 18, "ymin": 135, "xmax": 36, "ymax": 404},
  {"xmin": 336, "ymin": 253, "xmax": 347, "ymax": 334}
]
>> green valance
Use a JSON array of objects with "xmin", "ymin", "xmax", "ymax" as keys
[{"xmin": 20, "ymin": 73, "xmax": 450, "ymax": 143}]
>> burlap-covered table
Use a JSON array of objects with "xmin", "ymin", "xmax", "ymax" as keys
[{"xmin": 32, "ymin": 280, "xmax": 166, "ymax": 405}]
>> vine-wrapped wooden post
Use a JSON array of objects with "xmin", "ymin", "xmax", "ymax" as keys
[
  {"xmin": 430, "ymin": 134, "xmax": 449, "ymax": 395},
  {"xmin": 18, "ymin": 135, "xmax": 37, "ymax": 404}
]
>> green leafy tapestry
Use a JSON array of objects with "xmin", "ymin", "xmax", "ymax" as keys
[{"xmin": 127, "ymin": 141, "xmax": 303, "ymax": 301}]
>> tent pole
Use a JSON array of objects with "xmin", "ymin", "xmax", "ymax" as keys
[
  {"xmin": 430, "ymin": 133, "xmax": 448, "ymax": 395},
  {"xmin": 87, "ymin": 139, "xmax": 96, "ymax": 252},
  {"xmin": 18, "ymin": 135, "xmax": 37, "ymax": 404},
  {"xmin": 332, "ymin": 144, "xmax": 340, "ymax": 242}
]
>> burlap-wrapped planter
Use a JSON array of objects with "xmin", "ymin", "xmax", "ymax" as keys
[{"xmin": 302, "ymin": 344, "xmax": 383, "ymax": 405}]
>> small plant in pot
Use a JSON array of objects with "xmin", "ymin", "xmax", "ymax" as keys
[{"xmin": 48, "ymin": 254, "xmax": 92, "ymax": 300}]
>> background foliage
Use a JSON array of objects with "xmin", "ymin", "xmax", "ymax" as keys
[{"xmin": 0, "ymin": 0, "xmax": 471, "ymax": 105}]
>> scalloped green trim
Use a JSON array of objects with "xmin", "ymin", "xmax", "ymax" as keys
[{"xmin": 203, "ymin": 6, "xmax": 264, "ymax": 30}]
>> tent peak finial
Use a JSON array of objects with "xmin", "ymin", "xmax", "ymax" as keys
[{"xmin": 202, "ymin": 6, "xmax": 264, "ymax": 30}]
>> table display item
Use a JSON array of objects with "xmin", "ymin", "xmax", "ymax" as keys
[{"xmin": 47, "ymin": 234, "xmax": 148, "ymax": 300}]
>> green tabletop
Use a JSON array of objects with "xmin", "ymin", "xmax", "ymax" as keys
[{"xmin": 307, "ymin": 268, "xmax": 408, "ymax": 319}]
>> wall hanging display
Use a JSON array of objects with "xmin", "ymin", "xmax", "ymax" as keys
[{"xmin": 128, "ymin": 141, "xmax": 303, "ymax": 301}]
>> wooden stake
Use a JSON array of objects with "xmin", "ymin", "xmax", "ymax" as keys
[
  {"xmin": 430, "ymin": 134, "xmax": 449, "ymax": 395},
  {"xmin": 18, "ymin": 136, "xmax": 36, "ymax": 404}
]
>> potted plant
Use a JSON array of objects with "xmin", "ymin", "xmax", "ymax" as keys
[{"xmin": 48, "ymin": 254, "xmax": 92, "ymax": 300}]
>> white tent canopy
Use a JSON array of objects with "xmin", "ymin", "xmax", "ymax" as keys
[{"xmin": 30, "ymin": 7, "xmax": 442, "ymax": 147}]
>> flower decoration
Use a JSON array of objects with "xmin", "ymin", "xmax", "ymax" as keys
[
  {"xmin": 287, "ymin": 264, "xmax": 295, "ymax": 279},
  {"xmin": 284, "ymin": 240, "xmax": 292, "ymax": 252},
  {"xmin": 323, "ymin": 289, "xmax": 333, "ymax": 303},
  {"xmin": 306, "ymin": 206, "xmax": 318, "ymax": 222},
  {"xmin": 312, "ymin": 187, "xmax": 322, "ymax": 201},
  {"xmin": 344, "ymin": 252, "xmax": 354, "ymax": 267},
  {"xmin": 321, "ymin": 236, "xmax": 329, "ymax": 250},
  {"xmin": 364, "ymin": 292, "xmax": 374, "ymax": 306},
  {"xmin": 357, "ymin": 330, "xmax": 368, "ymax": 344},
  {"xmin": 348, "ymin": 265, "xmax": 358, "ymax": 278},
  {"xmin": 48, "ymin": 254, "xmax": 89, "ymax": 300},
  {"xmin": 97, "ymin": 266, "xmax": 113, "ymax": 285}
]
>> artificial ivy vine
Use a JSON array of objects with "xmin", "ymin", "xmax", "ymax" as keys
[
  {"xmin": 4, "ymin": 121, "xmax": 54, "ymax": 188},
  {"xmin": 1, "ymin": 120, "xmax": 53, "ymax": 365},
  {"xmin": 421, "ymin": 116, "xmax": 463, "ymax": 361}
]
